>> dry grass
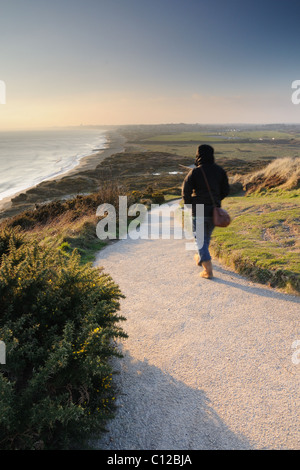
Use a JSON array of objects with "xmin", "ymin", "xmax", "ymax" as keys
[
  {"xmin": 0, "ymin": 180, "xmax": 128, "ymax": 264},
  {"xmin": 2, "ymin": 180, "xmax": 124, "ymax": 230},
  {"xmin": 232, "ymin": 157, "xmax": 300, "ymax": 193}
]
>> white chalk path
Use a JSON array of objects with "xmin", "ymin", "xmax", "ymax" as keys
[{"xmin": 93, "ymin": 201, "xmax": 300, "ymax": 450}]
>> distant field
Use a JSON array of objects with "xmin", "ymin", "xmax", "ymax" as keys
[
  {"xmin": 135, "ymin": 141, "xmax": 300, "ymax": 162},
  {"xmin": 126, "ymin": 128, "xmax": 300, "ymax": 163},
  {"xmin": 140, "ymin": 130, "xmax": 298, "ymax": 142}
]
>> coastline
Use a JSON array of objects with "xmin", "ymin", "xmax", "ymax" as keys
[
  {"xmin": 0, "ymin": 129, "xmax": 126, "ymax": 221},
  {"xmin": 58, "ymin": 129, "xmax": 126, "ymax": 176}
]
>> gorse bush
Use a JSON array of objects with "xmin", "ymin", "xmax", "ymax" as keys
[
  {"xmin": 0, "ymin": 229, "xmax": 127, "ymax": 449},
  {"xmin": 0, "ymin": 227, "xmax": 25, "ymax": 256}
]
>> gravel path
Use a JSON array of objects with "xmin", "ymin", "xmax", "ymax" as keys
[{"xmin": 93, "ymin": 201, "xmax": 300, "ymax": 450}]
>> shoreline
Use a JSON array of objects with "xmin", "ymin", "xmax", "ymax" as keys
[
  {"xmin": 58, "ymin": 129, "xmax": 126, "ymax": 176},
  {"xmin": 0, "ymin": 129, "xmax": 126, "ymax": 221}
]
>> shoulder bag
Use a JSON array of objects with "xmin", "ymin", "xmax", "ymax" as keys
[{"xmin": 200, "ymin": 166, "xmax": 231, "ymax": 227}]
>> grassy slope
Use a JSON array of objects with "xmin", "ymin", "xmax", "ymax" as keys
[
  {"xmin": 0, "ymin": 188, "xmax": 124, "ymax": 266},
  {"xmin": 211, "ymin": 189, "xmax": 300, "ymax": 294}
]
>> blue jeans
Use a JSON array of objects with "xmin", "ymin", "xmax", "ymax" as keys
[{"xmin": 192, "ymin": 216, "xmax": 215, "ymax": 264}]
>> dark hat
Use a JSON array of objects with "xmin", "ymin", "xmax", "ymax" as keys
[{"xmin": 195, "ymin": 144, "xmax": 214, "ymax": 166}]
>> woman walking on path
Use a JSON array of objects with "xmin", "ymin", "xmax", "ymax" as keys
[{"xmin": 182, "ymin": 144, "xmax": 230, "ymax": 279}]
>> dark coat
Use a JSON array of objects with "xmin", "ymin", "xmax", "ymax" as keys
[{"xmin": 182, "ymin": 147, "xmax": 230, "ymax": 217}]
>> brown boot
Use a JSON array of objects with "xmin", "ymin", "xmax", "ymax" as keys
[
  {"xmin": 199, "ymin": 260, "xmax": 213, "ymax": 279},
  {"xmin": 194, "ymin": 253, "xmax": 201, "ymax": 266}
]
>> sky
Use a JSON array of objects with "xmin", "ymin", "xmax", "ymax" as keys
[{"xmin": 1, "ymin": 0, "xmax": 300, "ymax": 129}]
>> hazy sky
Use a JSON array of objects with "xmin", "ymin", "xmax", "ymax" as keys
[{"xmin": 1, "ymin": 0, "xmax": 300, "ymax": 129}]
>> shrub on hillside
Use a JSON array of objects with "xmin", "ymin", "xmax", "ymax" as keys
[
  {"xmin": 150, "ymin": 192, "xmax": 165, "ymax": 204},
  {"xmin": 6, "ymin": 181, "xmax": 124, "ymax": 231},
  {"xmin": 0, "ymin": 229, "xmax": 126, "ymax": 449},
  {"xmin": 0, "ymin": 227, "xmax": 26, "ymax": 256}
]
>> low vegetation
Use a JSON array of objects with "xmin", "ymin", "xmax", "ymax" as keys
[
  {"xmin": 0, "ymin": 228, "xmax": 127, "ymax": 449},
  {"xmin": 211, "ymin": 157, "xmax": 300, "ymax": 294},
  {"xmin": 232, "ymin": 156, "xmax": 300, "ymax": 193}
]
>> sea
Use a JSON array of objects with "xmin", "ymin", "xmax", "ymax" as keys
[{"xmin": 0, "ymin": 127, "xmax": 107, "ymax": 202}]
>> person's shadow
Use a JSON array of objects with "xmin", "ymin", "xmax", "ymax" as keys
[
  {"xmin": 211, "ymin": 263, "xmax": 300, "ymax": 303},
  {"xmin": 95, "ymin": 352, "xmax": 251, "ymax": 450}
]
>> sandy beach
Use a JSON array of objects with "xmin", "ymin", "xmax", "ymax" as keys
[
  {"xmin": 0, "ymin": 129, "xmax": 126, "ymax": 221},
  {"xmin": 60, "ymin": 129, "xmax": 126, "ymax": 176}
]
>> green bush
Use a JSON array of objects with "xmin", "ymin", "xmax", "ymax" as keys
[
  {"xmin": 0, "ymin": 229, "xmax": 127, "ymax": 449},
  {"xmin": 0, "ymin": 227, "xmax": 26, "ymax": 256},
  {"xmin": 151, "ymin": 192, "xmax": 165, "ymax": 204}
]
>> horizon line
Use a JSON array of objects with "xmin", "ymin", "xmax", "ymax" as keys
[{"xmin": 1, "ymin": 122, "xmax": 300, "ymax": 132}]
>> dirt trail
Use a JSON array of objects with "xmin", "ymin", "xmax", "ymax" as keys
[{"xmin": 93, "ymin": 201, "xmax": 300, "ymax": 450}]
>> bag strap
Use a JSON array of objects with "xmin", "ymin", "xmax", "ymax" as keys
[{"xmin": 200, "ymin": 166, "xmax": 216, "ymax": 208}]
